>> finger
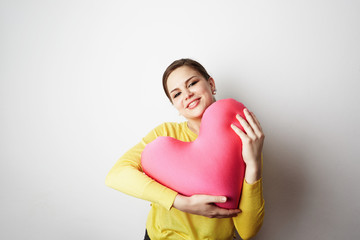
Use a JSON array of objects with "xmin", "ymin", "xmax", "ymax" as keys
[
  {"xmin": 221, "ymin": 208, "xmax": 241, "ymax": 215},
  {"xmin": 201, "ymin": 196, "xmax": 242, "ymax": 217},
  {"xmin": 249, "ymin": 112, "xmax": 265, "ymax": 140},
  {"xmin": 213, "ymin": 207, "xmax": 242, "ymax": 218},
  {"xmin": 231, "ymin": 123, "xmax": 249, "ymax": 141},
  {"xmin": 205, "ymin": 195, "xmax": 227, "ymax": 204},
  {"xmin": 247, "ymin": 110, "xmax": 262, "ymax": 131},
  {"xmin": 228, "ymin": 209, "xmax": 242, "ymax": 217},
  {"xmin": 235, "ymin": 114, "xmax": 257, "ymax": 139},
  {"xmin": 244, "ymin": 109, "xmax": 263, "ymax": 138},
  {"xmin": 250, "ymin": 111, "xmax": 263, "ymax": 131}
]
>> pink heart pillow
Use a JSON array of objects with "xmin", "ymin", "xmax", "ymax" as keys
[{"xmin": 141, "ymin": 98, "xmax": 246, "ymax": 209}]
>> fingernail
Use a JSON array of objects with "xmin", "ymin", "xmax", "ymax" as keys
[{"xmin": 221, "ymin": 197, "xmax": 227, "ymax": 202}]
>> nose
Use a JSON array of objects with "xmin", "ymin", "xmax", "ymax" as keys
[{"xmin": 183, "ymin": 88, "xmax": 194, "ymax": 100}]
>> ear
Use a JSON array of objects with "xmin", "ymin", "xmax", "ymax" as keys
[{"xmin": 208, "ymin": 77, "xmax": 216, "ymax": 92}]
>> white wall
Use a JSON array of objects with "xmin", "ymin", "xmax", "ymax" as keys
[{"xmin": 1, "ymin": 0, "xmax": 359, "ymax": 239}]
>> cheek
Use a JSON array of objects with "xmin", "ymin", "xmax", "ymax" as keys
[
  {"xmin": 173, "ymin": 100, "xmax": 183, "ymax": 110},
  {"xmin": 198, "ymin": 83, "xmax": 212, "ymax": 93}
]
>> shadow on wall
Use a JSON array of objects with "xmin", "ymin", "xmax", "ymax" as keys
[
  {"xmin": 253, "ymin": 138, "xmax": 307, "ymax": 239},
  {"xmin": 221, "ymin": 84, "xmax": 309, "ymax": 240}
]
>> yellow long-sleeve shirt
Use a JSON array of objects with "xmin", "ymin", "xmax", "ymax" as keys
[{"xmin": 106, "ymin": 122, "xmax": 264, "ymax": 240}]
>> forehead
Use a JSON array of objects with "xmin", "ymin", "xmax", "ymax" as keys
[{"xmin": 167, "ymin": 66, "xmax": 202, "ymax": 91}]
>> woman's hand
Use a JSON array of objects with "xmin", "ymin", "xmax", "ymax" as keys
[
  {"xmin": 172, "ymin": 194, "xmax": 241, "ymax": 218},
  {"xmin": 231, "ymin": 108, "xmax": 265, "ymax": 184}
]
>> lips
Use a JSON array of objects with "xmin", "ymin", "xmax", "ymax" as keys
[{"xmin": 186, "ymin": 98, "xmax": 201, "ymax": 109}]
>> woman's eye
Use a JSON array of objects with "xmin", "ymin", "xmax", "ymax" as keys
[
  {"xmin": 173, "ymin": 92, "xmax": 181, "ymax": 98},
  {"xmin": 188, "ymin": 81, "xmax": 198, "ymax": 87}
]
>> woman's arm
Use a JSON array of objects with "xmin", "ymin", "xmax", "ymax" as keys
[
  {"xmin": 106, "ymin": 122, "xmax": 245, "ymax": 218},
  {"xmin": 233, "ymin": 178, "xmax": 265, "ymax": 239},
  {"xmin": 231, "ymin": 108, "xmax": 265, "ymax": 239},
  {"xmin": 105, "ymin": 124, "xmax": 178, "ymax": 210},
  {"xmin": 172, "ymin": 194, "xmax": 241, "ymax": 218}
]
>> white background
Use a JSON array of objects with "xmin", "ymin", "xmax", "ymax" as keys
[{"xmin": 1, "ymin": 0, "xmax": 359, "ymax": 239}]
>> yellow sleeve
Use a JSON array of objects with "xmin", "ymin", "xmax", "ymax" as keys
[
  {"xmin": 233, "ymin": 179, "xmax": 265, "ymax": 239},
  {"xmin": 105, "ymin": 124, "xmax": 178, "ymax": 210},
  {"xmin": 233, "ymin": 154, "xmax": 265, "ymax": 240}
]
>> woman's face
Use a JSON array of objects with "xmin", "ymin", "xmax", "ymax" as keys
[{"xmin": 167, "ymin": 66, "xmax": 216, "ymax": 121}]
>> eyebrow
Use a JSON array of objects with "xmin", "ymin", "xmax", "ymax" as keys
[{"xmin": 169, "ymin": 76, "xmax": 197, "ymax": 94}]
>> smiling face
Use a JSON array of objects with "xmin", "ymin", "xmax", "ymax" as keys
[{"xmin": 167, "ymin": 66, "xmax": 216, "ymax": 121}]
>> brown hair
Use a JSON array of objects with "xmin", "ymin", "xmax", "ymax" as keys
[{"xmin": 162, "ymin": 58, "xmax": 211, "ymax": 102}]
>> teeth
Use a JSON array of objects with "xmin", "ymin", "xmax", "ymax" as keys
[{"xmin": 188, "ymin": 100, "xmax": 198, "ymax": 108}]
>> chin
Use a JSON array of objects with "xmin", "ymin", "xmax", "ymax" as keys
[{"xmin": 189, "ymin": 108, "xmax": 206, "ymax": 119}]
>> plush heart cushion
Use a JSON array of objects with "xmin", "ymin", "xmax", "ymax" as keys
[{"xmin": 141, "ymin": 98, "xmax": 246, "ymax": 209}]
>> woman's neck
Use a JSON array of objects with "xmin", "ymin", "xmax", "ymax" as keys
[{"xmin": 187, "ymin": 119, "xmax": 201, "ymax": 135}]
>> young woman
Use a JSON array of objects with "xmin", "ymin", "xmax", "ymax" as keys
[{"xmin": 106, "ymin": 58, "xmax": 265, "ymax": 240}]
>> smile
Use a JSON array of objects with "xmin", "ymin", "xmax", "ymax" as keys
[{"xmin": 186, "ymin": 98, "xmax": 201, "ymax": 109}]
